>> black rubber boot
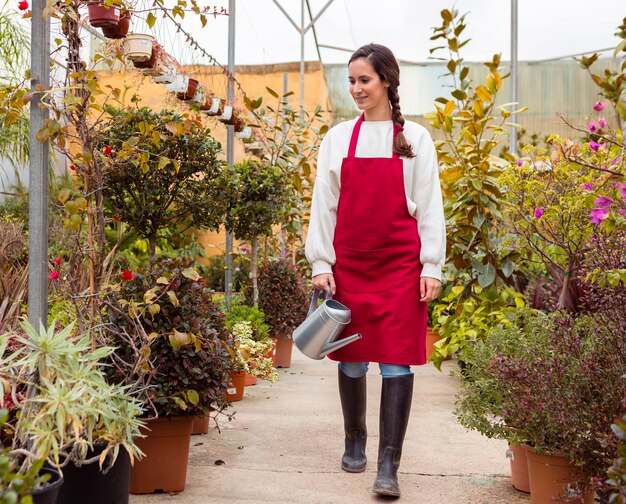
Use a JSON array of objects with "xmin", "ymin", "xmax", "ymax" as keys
[
  {"xmin": 338, "ymin": 369, "xmax": 367, "ymax": 472},
  {"xmin": 373, "ymin": 374, "xmax": 414, "ymax": 497}
]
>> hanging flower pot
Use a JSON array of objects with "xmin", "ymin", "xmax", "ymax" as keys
[
  {"xmin": 133, "ymin": 41, "xmax": 157, "ymax": 69},
  {"xmin": 167, "ymin": 74, "xmax": 190, "ymax": 94},
  {"xmin": 176, "ymin": 77, "xmax": 198, "ymax": 101},
  {"xmin": 192, "ymin": 86, "xmax": 206, "ymax": 106},
  {"xmin": 199, "ymin": 94, "xmax": 214, "ymax": 111},
  {"xmin": 233, "ymin": 114, "xmax": 245, "ymax": 132},
  {"xmin": 87, "ymin": 1, "xmax": 120, "ymax": 28},
  {"xmin": 151, "ymin": 63, "xmax": 176, "ymax": 83},
  {"xmin": 236, "ymin": 126, "xmax": 252, "ymax": 140},
  {"xmin": 202, "ymin": 96, "xmax": 222, "ymax": 116},
  {"xmin": 123, "ymin": 33, "xmax": 154, "ymax": 62},
  {"xmin": 219, "ymin": 104, "xmax": 233, "ymax": 122},
  {"xmin": 101, "ymin": 9, "xmax": 130, "ymax": 39}
]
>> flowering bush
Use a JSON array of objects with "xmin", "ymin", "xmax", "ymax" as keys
[{"xmin": 230, "ymin": 321, "xmax": 277, "ymax": 383}]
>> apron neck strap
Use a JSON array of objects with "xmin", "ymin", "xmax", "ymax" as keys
[{"xmin": 347, "ymin": 113, "xmax": 400, "ymax": 159}]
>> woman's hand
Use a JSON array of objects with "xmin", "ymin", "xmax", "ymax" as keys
[
  {"xmin": 420, "ymin": 277, "xmax": 441, "ymax": 303},
  {"xmin": 312, "ymin": 273, "xmax": 336, "ymax": 295}
]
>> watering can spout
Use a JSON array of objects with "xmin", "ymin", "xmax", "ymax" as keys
[{"xmin": 319, "ymin": 333, "xmax": 362, "ymax": 358}]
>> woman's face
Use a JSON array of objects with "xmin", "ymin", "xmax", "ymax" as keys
[{"xmin": 348, "ymin": 57, "xmax": 389, "ymax": 114}]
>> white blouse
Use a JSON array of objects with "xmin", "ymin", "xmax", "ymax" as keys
[{"xmin": 305, "ymin": 117, "xmax": 446, "ymax": 281}]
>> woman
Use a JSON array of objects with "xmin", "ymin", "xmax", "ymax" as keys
[{"xmin": 305, "ymin": 43, "xmax": 446, "ymax": 497}]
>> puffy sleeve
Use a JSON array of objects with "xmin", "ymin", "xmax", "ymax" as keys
[
  {"xmin": 410, "ymin": 128, "xmax": 446, "ymax": 281},
  {"xmin": 305, "ymin": 132, "xmax": 340, "ymax": 277}
]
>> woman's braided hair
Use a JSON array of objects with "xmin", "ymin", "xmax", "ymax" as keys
[{"xmin": 349, "ymin": 43, "xmax": 415, "ymax": 158}]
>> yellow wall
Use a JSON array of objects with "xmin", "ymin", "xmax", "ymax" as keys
[{"xmin": 96, "ymin": 61, "xmax": 330, "ymax": 257}]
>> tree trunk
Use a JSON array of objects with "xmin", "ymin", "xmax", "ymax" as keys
[{"xmin": 252, "ymin": 236, "xmax": 259, "ymax": 308}]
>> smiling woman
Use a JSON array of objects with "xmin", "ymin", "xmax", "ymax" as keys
[{"xmin": 305, "ymin": 43, "xmax": 446, "ymax": 498}]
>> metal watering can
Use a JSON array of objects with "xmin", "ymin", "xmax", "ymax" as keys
[{"xmin": 293, "ymin": 289, "xmax": 362, "ymax": 360}]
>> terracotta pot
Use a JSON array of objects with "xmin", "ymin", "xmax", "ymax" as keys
[
  {"xmin": 129, "ymin": 416, "xmax": 193, "ymax": 494},
  {"xmin": 177, "ymin": 78, "xmax": 199, "ymax": 101},
  {"xmin": 224, "ymin": 370, "xmax": 245, "ymax": 402},
  {"xmin": 507, "ymin": 443, "xmax": 530, "ymax": 493},
  {"xmin": 244, "ymin": 372, "xmax": 257, "ymax": 386},
  {"xmin": 87, "ymin": 2, "xmax": 119, "ymax": 28},
  {"xmin": 191, "ymin": 415, "xmax": 210, "ymax": 435},
  {"xmin": 524, "ymin": 445, "xmax": 594, "ymax": 504},
  {"xmin": 425, "ymin": 328, "xmax": 450, "ymax": 361},
  {"xmin": 274, "ymin": 335, "xmax": 293, "ymax": 368},
  {"xmin": 199, "ymin": 95, "xmax": 214, "ymax": 111},
  {"xmin": 101, "ymin": 10, "xmax": 130, "ymax": 39}
]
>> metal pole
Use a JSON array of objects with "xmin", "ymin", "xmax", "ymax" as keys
[
  {"xmin": 225, "ymin": 0, "xmax": 235, "ymax": 308},
  {"xmin": 510, "ymin": 0, "xmax": 518, "ymax": 156},
  {"xmin": 28, "ymin": 1, "xmax": 51, "ymax": 329},
  {"xmin": 300, "ymin": 0, "xmax": 305, "ymax": 118}
]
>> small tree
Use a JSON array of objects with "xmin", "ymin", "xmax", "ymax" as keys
[
  {"xmin": 221, "ymin": 159, "xmax": 291, "ymax": 306},
  {"xmin": 101, "ymin": 107, "xmax": 226, "ymax": 260}
]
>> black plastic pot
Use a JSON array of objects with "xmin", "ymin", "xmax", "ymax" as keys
[
  {"xmin": 57, "ymin": 445, "xmax": 130, "ymax": 504},
  {"xmin": 31, "ymin": 467, "xmax": 64, "ymax": 504}
]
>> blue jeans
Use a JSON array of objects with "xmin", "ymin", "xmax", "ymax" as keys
[{"xmin": 339, "ymin": 361, "xmax": 412, "ymax": 379}]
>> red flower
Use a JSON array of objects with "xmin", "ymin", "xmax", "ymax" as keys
[
  {"xmin": 48, "ymin": 271, "xmax": 60, "ymax": 281},
  {"xmin": 53, "ymin": 257, "xmax": 62, "ymax": 265},
  {"xmin": 18, "ymin": 0, "xmax": 28, "ymax": 10},
  {"xmin": 103, "ymin": 145, "xmax": 113, "ymax": 156},
  {"xmin": 121, "ymin": 270, "xmax": 134, "ymax": 281},
  {"xmin": 113, "ymin": 214, "xmax": 121, "ymax": 221},
  {"xmin": 69, "ymin": 164, "xmax": 76, "ymax": 171}
]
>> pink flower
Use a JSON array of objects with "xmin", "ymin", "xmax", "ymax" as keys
[
  {"xmin": 589, "ymin": 141, "xmax": 600, "ymax": 152},
  {"xmin": 598, "ymin": 117, "xmax": 607, "ymax": 128},
  {"xmin": 18, "ymin": 0, "xmax": 28, "ymax": 10},
  {"xmin": 53, "ymin": 257, "xmax": 62, "ymax": 265},
  {"xmin": 616, "ymin": 182, "xmax": 626, "ymax": 199},
  {"xmin": 534, "ymin": 207, "xmax": 544, "ymax": 219},
  {"xmin": 48, "ymin": 271, "xmax": 60, "ymax": 280},
  {"xmin": 121, "ymin": 270, "xmax": 134, "ymax": 281},
  {"xmin": 590, "ymin": 207, "xmax": 609, "ymax": 225},
  {"xmin": 592, "ymin": 100, "xmax": 606, "ymax": 112},
  {"xmin": 620, "ymin": 209, "xmax": 626, "ymax": 216},
  {"xmin": 611, "ymin": 157, "xmax": 622, "ymax": 166},
  {"xmin": 587, "ymin": 119, "xmax": 599, "ymax": 133},
  {"xmin": 580, "ymin": 182, "xmax": 594, "ymax": 191},
  {"xmin": 516, "ymin": 159, "xmax": 523, "ymax": 167},
  {"xmin": 594, "ymin": 196, "xmax": 614, "ymax": 207}
]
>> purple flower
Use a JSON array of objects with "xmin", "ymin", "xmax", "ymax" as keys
[
  {"xmin": 616, "ymin": 182, "xmax": 626, "ymax": 199},
  {"xmin": 534, "ymin": 207, "xmax": 544, "ymax": 219},
  {"xmin": 580, "ymin": 182, "xmax": 594, "ymax": 191},
  {"xmin": 516, "ymin": 159, "xmax": 523, "ymax": 167},
  {"xmin": 598, "ymin": 117, "xmax": 607, "ymax": 128},
  {"xmin": 594, "ymin": 196, "xmax": 614, "ymax": 207},
  {"xmin": 589, "ymin": 207, "xmax": 609, "ymax": 225},
  {"xmin": 611, "ymin": 157, "xmax": 622, "ymax": 166},
  {"xmin": 593, "ymin": 100, "xmax": 606, "ymax": 112},
  {"xmin": 587, "ymin": 119, "xmax": 599, "ymax": 133},
  {"xmin": 589, "ymin": 141, "xmax": 600, "ymax": 152},
  {"xmin": 620, "ymin": 209, "xmax": 626, "ymax": 216}
]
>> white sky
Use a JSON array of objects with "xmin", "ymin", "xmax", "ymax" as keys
[{"xmin": 177, "ymin": 0, "xmax": 625, "ymax": 65}]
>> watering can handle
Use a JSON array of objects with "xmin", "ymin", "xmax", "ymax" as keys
[{"xmin": 307, "ymin": 288, "xmax": 332, "ymax": 317}]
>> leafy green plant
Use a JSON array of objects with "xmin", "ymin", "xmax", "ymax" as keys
[
  {"xmin": 101, "ymin": 107, "xmax": 225, "ymax": 258},
  {"xmin": 426, "ymin": 8, "xmax": 525, "ymax": 367},
  {"xmin": 230, "ymin": 321, "xmax": 277, "ymax": 383},
  {"xmin": 220, "ymin": 159, "xmax": 291, "ymax": 306},
  {"xmin": 103, "ymin": 258, "xmax": 235, "ymax": 417},
  {"xmin": 223, "ymin": 300, "xmax": 270, "ymax": 342},
  {"xmin": 0, "ymin": 320, "xmax": 144, "ymax": 474},
  {"xmin": 247, "ymin": 258, "xmax": 309, "ymax": 339}
]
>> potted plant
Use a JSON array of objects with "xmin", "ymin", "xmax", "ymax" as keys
[
  {"xmin": 122, "ymin": 33, "xmax": 154, "ymax": 63},
  {"xmin": 176, "ymin": 77, "xmax": 199, "ymax": 101},
  {"xmin": 102, "ymin": 258, "xmax": 235, "ymax": 494},
  {"xmin": 0, "ymin": 320, "xmax": 144, "ymax": 503},
  {"xmin": 249, "ymin": 258, "xmax": 309, "ymax": 368},
  {"xmin": 87, "ymin": 1, "xmax": 121, "ymax": 28},
  {"xmin": 101, "ymin": 8, "xmax": 130, "ymax": 39}
]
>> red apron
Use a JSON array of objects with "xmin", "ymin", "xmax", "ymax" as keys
[{"xmin": 328, "ymin": 114, "xmax": 427, "ymax": 365}]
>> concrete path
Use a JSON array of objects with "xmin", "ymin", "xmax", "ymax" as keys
[{"xmin": 130, "ymin": 348, "xmax": 530, "ymax": 504}]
